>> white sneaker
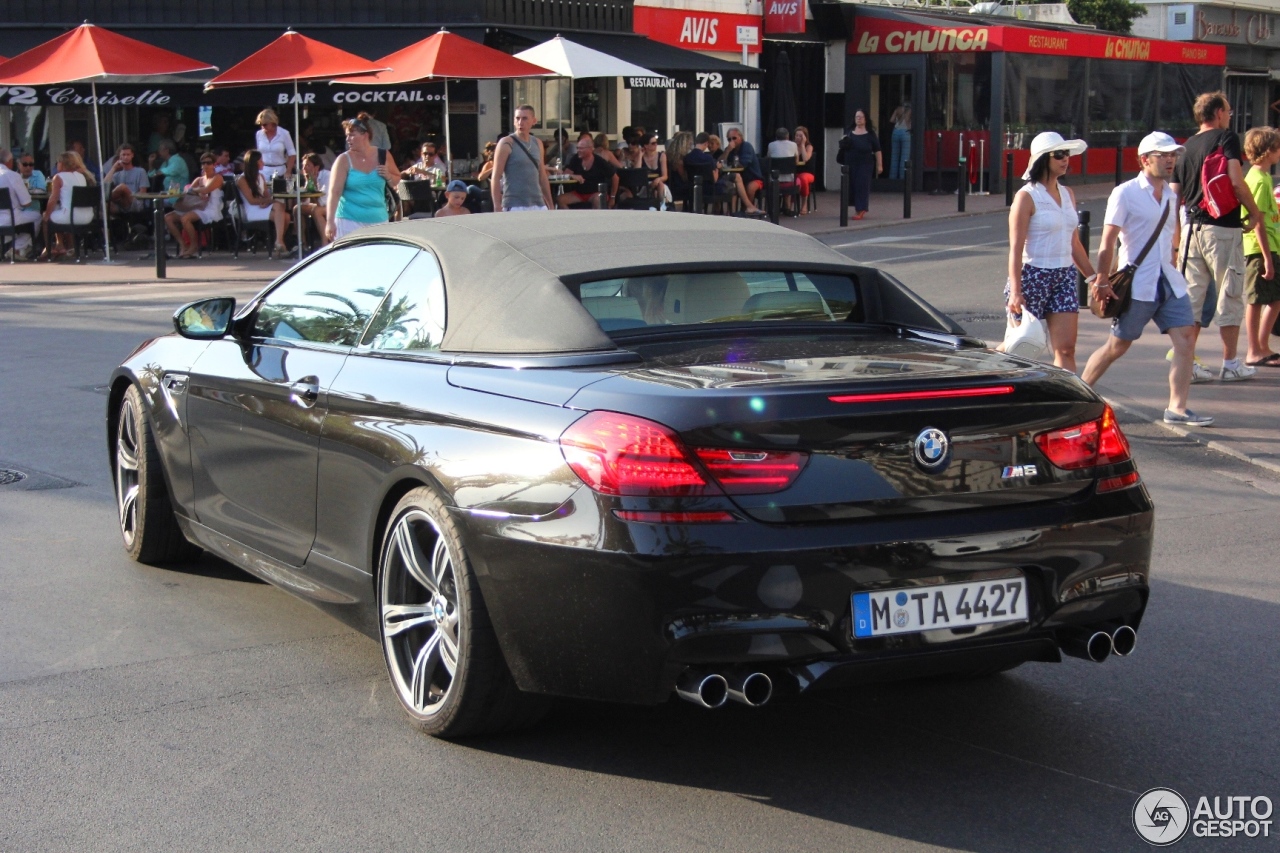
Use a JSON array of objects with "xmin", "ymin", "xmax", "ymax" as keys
[
  {"xmin": 1190, "ymin": 362, "xmax": 1215, "ymax": 383},
  {"xmin": 1220, "ymin": 362, "xmax": 1256, "ymax": 382}
]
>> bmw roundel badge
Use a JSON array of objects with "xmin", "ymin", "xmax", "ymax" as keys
[{"xmin": 912, "ymin": 427, "xmax": 951, "ymax": 474}]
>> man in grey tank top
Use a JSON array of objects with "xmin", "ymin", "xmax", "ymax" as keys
[{"xmin": 492, "ymin": 104, "xmax": 554, "ymax": 212}]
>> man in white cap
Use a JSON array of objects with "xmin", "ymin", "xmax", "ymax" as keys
[
  {"xmin": 1082, "ymin": 131, "xmax": 1212, "ymax": 427},
  {"xmin": 1170, "ymin": 91, "xmax": 1273, "ymax": 382}
]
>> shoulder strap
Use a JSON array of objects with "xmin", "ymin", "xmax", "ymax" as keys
[
  {"xmin": 510, "ymin": 136, "xmax": 541, "ymax": 169},
  {"xmin": 1133, "ymin": 201, "xmax": 1171, "ymax": 267}
]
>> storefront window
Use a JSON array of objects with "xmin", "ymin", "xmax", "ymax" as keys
[
  {"xmin": 926, "ymin": 53, "xmax": 991, "ymax": 131},
  {"xmin": 703, "ymin": 85, "xmax": 738, "ymax": 139},
  {"xmin": 8, "ymin": 106, "xmax": 49, "ymax": 173},
  {"xmin": 1087, "ymin": 59, "xmax": 1157, "ymax": 149},
  {"xmin": 675, "ymin": 88, "xmax": 696, "ymax": 135},
  {"xmin": 1003, "ymin": 54, "xmax": 1087, "ymax": 144},
  {"xmin": 1157, "ymin": 65, "xmax": 1219, "ymax": 138},
  {"xmin": 512, "ymin": 78, "xmax": 571, "ymax": 129},
  {"xmin": 630, "ymin": 89, "xmax": 666, "ymax": 140}
]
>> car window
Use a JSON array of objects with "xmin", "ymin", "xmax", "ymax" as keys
[
  {"xmin": 361, "ymin": 250, "xmax": 448, "ymax": 352},
  {"xmin": 251, "ymin": 243, "xmax": 418, "ymax": 346},
  {"xmin": 574, "ymin": 271, "xmax": 860, "ymax": 332}
]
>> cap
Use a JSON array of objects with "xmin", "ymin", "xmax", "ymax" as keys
[
  {"xmin": 1022, "ymin": 131, "xmax": 1087, "ymax": 180},
  {"xmin": 1137, "ymin": 131, "xmax": 1184, "ymax": 157},
  {"xmin": 446, "ymin": 179, "xmax": 468, "ymax": 193}
]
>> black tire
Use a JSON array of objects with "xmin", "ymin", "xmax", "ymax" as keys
[
  {"xmin": 114, "ymin": 384, "xmax": 201, "ymax": 565},
  {"xmin": 377, "ymin": 486, "xmax": 549, "ymax": 738}
]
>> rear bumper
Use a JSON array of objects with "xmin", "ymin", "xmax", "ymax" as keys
[{"xmin": 458, "ymin": 483, "xmax": 1154, "ymax": 705}]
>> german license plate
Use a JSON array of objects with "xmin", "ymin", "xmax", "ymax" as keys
[{"xmin": 852, "ymin": 578, "xmax": 1027, "ymax": 638}]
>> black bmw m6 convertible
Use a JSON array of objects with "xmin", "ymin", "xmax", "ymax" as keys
[{"xmin": 109, "ymin": 212, "xmax": 1152, "ymax": 736}]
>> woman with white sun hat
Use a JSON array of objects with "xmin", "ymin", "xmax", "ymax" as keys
[{"xmin": 1004, "ymin": 131, "xmax": 1097, "ymax": 372}]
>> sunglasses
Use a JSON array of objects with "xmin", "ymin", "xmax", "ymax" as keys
[
  {"xmin": 1050, "ymin": 150, "xmax": 1071, "ymax": 161},
  {"xmin": 201, "ymin": 160, "xmax": 215, "ymax": 165},
  {"xmin": 19, "ymin": 161, "xmax": 34, "ymax": 167}
]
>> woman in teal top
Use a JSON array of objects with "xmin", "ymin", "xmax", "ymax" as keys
[{"xmin": 325, "ymin": 111, "xmax": 401, "ymax": 242}]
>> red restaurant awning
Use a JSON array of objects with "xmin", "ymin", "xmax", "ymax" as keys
[
  {"xmin": 0, "ymin": 23, "xmax": 215, "ymax": 84},
  {"xmin": 342, "ymin": 29, "xmax": 552, "ymax": 84},
  {"xmin": 204, "ymin": 29, "xmax": 386, "ymax": 89}
]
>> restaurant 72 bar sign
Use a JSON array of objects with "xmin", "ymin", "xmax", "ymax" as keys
[{"xmin": 851, "ymin": 16, "xmax": 1225, "ymax": 65}]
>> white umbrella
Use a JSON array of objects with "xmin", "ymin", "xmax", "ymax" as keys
[{"xmin": 514, "ymin": 36, "xmax": 660, "ymax": 144}]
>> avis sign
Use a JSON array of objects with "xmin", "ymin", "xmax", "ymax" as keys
[
  {"xmin": 765, "ymin": 0, "xmax": 805, "ymax": 35},
  {"xmin": 633, "ymin": 6, "xmax": 763, "ymax": 54}
]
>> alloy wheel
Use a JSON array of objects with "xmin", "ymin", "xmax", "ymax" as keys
[
  {"xmin": 116, "ymin": 398, "xmax": 141, "ymax": 548},
  {"xmin": 380, "ymin": 509, "xmax": 462, "ymax": 716}
]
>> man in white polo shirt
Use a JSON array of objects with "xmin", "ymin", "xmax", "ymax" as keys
[{"xmin": 1081, "ymin": 132, "xmax": 1212, "ymax": 427}]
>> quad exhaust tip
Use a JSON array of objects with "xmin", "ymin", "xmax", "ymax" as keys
[
  {"xmin": 1111, "ymin": 624, "xmax": 1137, "ymax": 657},
  {"xmin": 727, "ymin": 671, "xmax": 773, "ymax": 707},
  {"xmin": 676, "ymin": 671, "xmax": 729, "ymax": 709}
]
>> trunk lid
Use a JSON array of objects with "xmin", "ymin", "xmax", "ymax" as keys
[{"xmin": 563, "ymin": 334, "xmax": 1102, "ymax": 522}]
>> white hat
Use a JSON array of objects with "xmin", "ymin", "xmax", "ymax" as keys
[
  {"xmin": 1138, "ymin": 131, "xmax": 1184, "ymax": 157},
  {"xmin": 1022, "ymin": 131, "xmax": 1088, "ymax": 180}
]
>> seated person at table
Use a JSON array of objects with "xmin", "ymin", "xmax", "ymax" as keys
[
  {"xmin": 557, "ymin": 136, "xmax": 618, "ymax": 209},
  {"xmin": 545, "ymin": 128, "xmax": 573, "ymax": 167},
  {"xmin": 720, "ymin": 128, "xmax": 764, "ymax": 216},
  {"xmin": 297, "ymin": 153, "xmax": 331, "ymax": 246},
  {"xmin": 433, "ymin": 180, "xmax": 472, "ymax": 218},
  {"xmin": 477, "ymin": 141, "xmax": 497, "ymax": 187},
  {"xmin": 105, "ymin": 143, "xmax": 149, "ymax": 215},
  {"xmin": 149, "ymin": 139, "xmax": 189, "ymax": 196},
  {"xmin": 766, "ymin": 127, "xmax": 799, "ymax": 212},
  {"xmin": 16, "ymin": 154, "xmax": 46, "ymax": 216},
  {"xmin": 594, "ymin": 133, "xmax": 622, "ymax": 168},
  {"xmin": 638, "ymin": 133, "xmax": 669, "ymax": 203},
  {"xmin": 210, "ymin": 146, "xmax": 236, "ymax": 179},
  {"xmin": 664, "ymin": 132, "xmax": 693, "ymax": 204},
  {"xmin": 0, "ymin": 148, "xmax": 40, "ymax": 260},
  {"xmin": 706, "ymin": 134, "xmax": 724, "ymax": 161},
  {"xmin": 39, "ymin": 150, "xmax": 96, "ymax": 261},
  {"xmin": 684, "ymin": 132, "xmax": 720, "ymax": 187},
  {"xmin": 402, "ymin": 140, "xmax": 446, "ymax": 180},
  {"xmin": 164, "ymin": 154, "xmax": 224, "ymax": 259},
  {"xmin": 236, "ymin": 149, "xmax": 292, "ymax": 259}
]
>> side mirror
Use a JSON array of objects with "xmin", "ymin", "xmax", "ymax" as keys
[{"xmin": 174, "ymin": 297, "xmax": 236, "ymax": 340}]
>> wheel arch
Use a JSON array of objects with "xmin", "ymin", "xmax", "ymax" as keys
[
  {"xmin": 368, "ymin": 469, "xmax": 453, "ymax": 590},
  {"xmin": 106, "ymin": 372, "xmax": 138, "ymax": 485}
]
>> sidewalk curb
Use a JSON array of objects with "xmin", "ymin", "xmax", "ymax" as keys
[
  {"xmin": 800, "ymin": 203, "xmax": 1010, "ymax": 240},
  {"xmin": 1103, "ymin": 390, "xmax": 1280, "ymax": 476}
]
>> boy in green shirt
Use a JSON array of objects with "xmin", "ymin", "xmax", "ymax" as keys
[{"xmin": 1242, "ymin": 126, "xmax": 1280, "ymax": 366}]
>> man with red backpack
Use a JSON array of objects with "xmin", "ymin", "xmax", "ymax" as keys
[{"xmin": 1171, "ymin": 91, "xmax": 1273, "ymax": 382}]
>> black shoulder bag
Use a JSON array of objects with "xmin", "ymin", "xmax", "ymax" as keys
[{"xmin": 1090, "ymin": 201, "xmax": 1170, "ymax": 320}]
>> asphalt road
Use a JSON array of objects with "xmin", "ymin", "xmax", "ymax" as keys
[{"xmin": 3, "ymin": 225, "xmax": 1278, "ymax": 852}]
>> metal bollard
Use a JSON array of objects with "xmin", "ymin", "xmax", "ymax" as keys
[
  {"xmin": 769, "ymin": 169, "xmax": 780, "ymax": 224},
  {"xmin": 598, "ymin": 181, "xmax": 608, "ymax": 209},
  {"xmin": 1114, "ymin": 145, "xmax": 1123, "ymax": 186},
  {"xmin": 903, "ymin": 160, "xmax": 912, "ymax": 219},
  {"xmin": 1005, "ymin": 152, "xmax": 1015, "ymax": 206},
  {"xmin": 958, "ymin": 157, "xmax": 967, "ymax": 212},
  {"xmin": 839, "ymin": 164, "xmax": 850, "ymax": 227},
  {"xmin": 153, "ymin": 200, "xmax": 166, "ymax": 279},
  {"xmin": 693, "ymin": 175, "xmax": 703, "ymax": 215},
  {"xmin": 931, "ymin": 132, "xmax": 944, "ymax": 195},
  {"xmin": 1076, "ymin": 209, "xmax": 1092, "ymax": 307}
]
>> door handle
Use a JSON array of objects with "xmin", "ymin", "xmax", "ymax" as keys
[{"xmin": 289, "ymin": 377, "xmax": 320, "ymax": 407}]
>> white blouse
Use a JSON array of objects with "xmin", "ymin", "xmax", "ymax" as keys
[
  {"xmin": 255, "ymin": 126, "xmax": 296, "ymax": 169},
  {"xmin": 1018, "ymin": 181, "xmax": 1078, "ymax": 269}
]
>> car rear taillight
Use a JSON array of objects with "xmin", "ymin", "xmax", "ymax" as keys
[
  {"xmin": 613, "ymin": 510, "xmax": 737, "ymax": 524},
  {"xmin": 560, "ymin": 411, "xmax": 713, "ymax": 496},
  {"xmin": 560, "ymin": 411, "xmax": 809, "ymax": 497},
  {"xmin": 692, "ymin": 448, "xmax": 807, "ymax": 495},
  {"xmin": 1034, "ymin": 405, "xmax": 1132, "ymax": 470},
  {"xmin": 1097, "ymin": 471, "xmax": 1141, "ymax": 493}
]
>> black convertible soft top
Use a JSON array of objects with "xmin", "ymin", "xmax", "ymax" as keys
[{"xmin": 332, "ymin": 211, "xmax": 863, "ymax": 355}]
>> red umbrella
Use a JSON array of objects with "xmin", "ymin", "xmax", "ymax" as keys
[
  {"xmin": 0, "ymin": 24, "xmax": 216, "ymax": 262},
  {"xmin": 340, "ymin": 29, "xmax": 553, "ymax": 179},
  {"xmin": 205, "ymin": 30, "xmax": 388, "ymax": 260}
]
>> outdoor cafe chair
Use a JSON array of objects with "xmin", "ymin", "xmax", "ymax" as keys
[
  {"xmin": 684, "ymin": 164, "xmax": 735, "ymax": 215},
  {"xmin": 615, "ymin": 168, "xmax": 657, "ymax": 211},
  {"xmin": 0, "ymin": 187, "xmax": 37, "ymax": 263},
  {"xmin": 768, "ymin": 157, "xmax": 801, "ymax": 219},
  {"xmin": 46, "ymin": 185, "xmax": 100, "ymax": 263}
]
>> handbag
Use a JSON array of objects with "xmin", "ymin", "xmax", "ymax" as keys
[
  {"xmin": 1090, "ymin": 201, "xmax": 1170, "ymax": 319},
  {"xmin": 173, "ymin": 192, "xmax": 207, "ymax": 213},
  {"xmin": 1002, "ymin": 309, "xmax": 1048, "ymax": 360}
]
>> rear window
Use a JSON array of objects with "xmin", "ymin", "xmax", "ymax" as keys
[{"xmin": 576, "ymin": 271, "xmax": 861, "ymax": 332}]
